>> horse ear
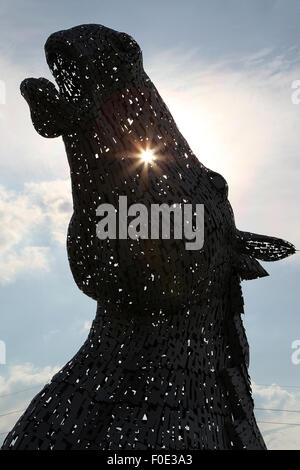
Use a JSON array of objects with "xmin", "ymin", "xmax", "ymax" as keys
[
  {"xmin": 234, "ymin": 254, "xmax": 269, "ymax": 280},
  {"xmin": 235, "ymin": 230, "xmax": 296, "ymax": 262}
]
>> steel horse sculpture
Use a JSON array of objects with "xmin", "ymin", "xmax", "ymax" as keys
[{"xmin": 2, "ymin": 24, "xmax": 295, "ymax": 450}]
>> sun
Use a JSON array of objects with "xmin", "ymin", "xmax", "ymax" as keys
[{"xmin": 140, "ymin": 149, "xmax": 155, "ymax": 164}]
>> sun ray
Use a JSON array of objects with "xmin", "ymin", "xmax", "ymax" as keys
[{"xmin": 140, "ymin": 148, "xmax": 155, "ymax": 164}]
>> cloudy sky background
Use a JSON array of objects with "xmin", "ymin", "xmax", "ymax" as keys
[{"xmin": 0, "ymin": 0, "xmax": 300, "ymax": 449}]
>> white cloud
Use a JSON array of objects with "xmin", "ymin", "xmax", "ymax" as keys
[
  {"xmin": 0, "ymin": 180, "xmax": 72, "ymax": 284},
  {"xmin": 24, "ymin": 179, "xmax": 72, "ymax": 244},
  {"xmin": 0, "ymin": 363, "xmax": 60, "ymax": 395},
  {"xmin": 0, "ymin": 185, "xmax": 42, "ymax": 255},
  {"xmin": 0, "ymin": 363, "xmax": 60, "ymax": 444},
  {"xmin": 0, "ymin": 246, "xmax": 50, "ymax": 284},
  {"xmin": 253, "ymin": 382, "xmax": 300, "ymax": 449}
]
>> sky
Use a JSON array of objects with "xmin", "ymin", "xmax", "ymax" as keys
[{"xmin": 0, "ymin": 0, "xmax": 300, "ymax": 449}]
